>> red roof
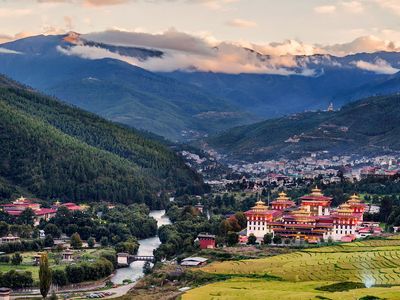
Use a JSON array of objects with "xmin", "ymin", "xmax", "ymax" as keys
[
  {"xmin": 35, "ymin": 208, "xmax": 57, "ymax": 216},
  {"xmin": 300, "ymin": 195, "xmax": 332, "ymax": 202},
  {"xmin": 7, "ymin": 211, "xmax": 22, "ymax": 216},
  {"xmin": 358, "ymin": 227, "xmax": 382, "ymax": 234},
  {"xmin": 341, "ymin": 235, "xmax": 356, "ymax": 242},
  {"xmin": 61, "ymin": 203, "xmax": 81, "ymax": 210},
  {"xmin": 244, "ymin": 210, "xmax": 281, "ymax": 217}
]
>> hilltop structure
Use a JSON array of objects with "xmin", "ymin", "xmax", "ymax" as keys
[
  {"xmin": 245, "ymin": 189, "xmax": 370, "ymax": 243},
  {"xmin": 1, "ymin": 197, "xmax": 83, "ymax": 226}
]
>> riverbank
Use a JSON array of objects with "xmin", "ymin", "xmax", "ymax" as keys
[{"xmin": 112, "ymin": 210, "xmax": 171, "ymax": 284}]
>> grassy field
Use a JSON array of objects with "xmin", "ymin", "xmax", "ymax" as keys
[
  {"xmin": 184, "ymin": 237, "xmax": 400, "ymax": 299},
  {"xmin": 183, "ymin": 278, "xmax": 400, "ymax": 300},
  {"xmin": 0, "ymin": 248, "xmax": 111, "ymax": 280}
]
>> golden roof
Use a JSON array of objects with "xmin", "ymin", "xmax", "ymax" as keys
[
  {"xmin": 348, "ymin": 194, "xmax": 362, "ymax": 204},
  {"xmin": 337, "ymin": 203, "xmax": 353, "ymax": 214},
  {"xmin": 276, "ymin": 191, "xmax": 291, "ymax": 202},
  {"xmin": 252, "ymin": 200, "xmax": 269, "ymax": 211},
  {"xmin": 310, "ymin": 186, "xmax": 323, "ymax": 197},
  {"xmin": 291, "ymin": 206, "xmax": 313, "ymax": 221}
]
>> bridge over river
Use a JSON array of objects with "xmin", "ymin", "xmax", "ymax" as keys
[{"xmin": 117, "ymin": 253, "xmax": 155, "ymax": 267}]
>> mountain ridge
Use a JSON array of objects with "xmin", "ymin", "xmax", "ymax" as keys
[
  {"xmin": 206, "ymin": 94, "xmax": 400, "ymax": 161},
  {"xmin": 0, "ymin": 75, "xmax": 204, "ymax": 205},
  {"xmin": 0, "ymin": 34, "xmax": 252, "ymax": 141}
]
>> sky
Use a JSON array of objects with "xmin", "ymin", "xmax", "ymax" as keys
[
  {"xmin": 1, "ymin": 0, "xmax": 400, "ymax": 46},
  {"xmin": 2, "ymin": 0, "xmax": 400, "ymax": 74}
]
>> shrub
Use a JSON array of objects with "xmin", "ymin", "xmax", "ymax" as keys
[
  {"xmin": 52, "ymin": 269, "xmax": 68, "ymax": 286},
  {"xmin": 0, "ymin": 256, "xmax": 10, "ymax": 263},
  {"xmin": 11, "ymin": 252, "xmax": 23, "ymax": 265}
]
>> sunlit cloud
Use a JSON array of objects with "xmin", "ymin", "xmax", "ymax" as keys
[
  {"xmin": 374, "ymin": 0, "xmax": 400, "ymax": 16},
  {"xmin": 314, "ymin": 5, "xmax": 336, "ymax": 14},
  {"xmin": 226, "ymin": 18, "xmax": 257, "ymax": 28},
  {"xmin": 352, "ymin": 58, "xmax": 399, "ymax": 74},
  {"xmin": 340, "ymin": 1, "xmax": 364, "ymax": 13},
  {"xmin": 0, "ymin": 8, "xmax": 32, "ymax": 17},
  {"xmin": 0, "ymin": 32, "xmax": 33, "ymax": 44}
]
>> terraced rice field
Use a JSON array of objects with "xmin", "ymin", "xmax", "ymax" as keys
[
  {"xmin": 183, "ymin": 278, "xmax": 400, "ymax": 300},
  {"xmin": 200, "ymin": 238, "xmax": 400, "ymax": 285},
  {"xmin": 185, "ymin": 237, "xmax": 400, "ymax": 299}
]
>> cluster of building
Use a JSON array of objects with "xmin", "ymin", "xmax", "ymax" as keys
[
  {"xmin": 245, "ymin": 188, "xmax": 381, "ymax": 243},
  {"xmin": 360, "ymin": 166, "xmax": 399, "ymax": 179},
  {"xmin": 201, "ymin": 154, "xmax": 400, "ymax": 197},
  {"xmin": 1, "ymin": 197, "xmax": 83, "ymax": 226}
]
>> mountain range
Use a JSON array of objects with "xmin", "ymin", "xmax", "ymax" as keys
[
  {"xmin": 0, "ymin": 33, "xmax": 251, "ymax": 141},
  {"xmin": 165, "ymin": 52, "xmax": 400, "ymax": 117},
  {"xmin": 0, "ymin": 75, "xmax": 203, "ymax": 205},
  {"xmin": 206, "ymin": 94, "xmax": 400, "ymax": 161},
  {"xmin": 2, "ymin": 32, "xmax": 400, "ymax": 142}
]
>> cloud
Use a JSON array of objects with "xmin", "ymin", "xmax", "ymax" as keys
[
  {"xmin": 352, "ymin": 58, "xmax": 399, "ymax": 74},
  {"xmin": 250, "ymin": 39, "xmax": 322, "ymax": 56},
  {"xmin": 0, "ymin": 8, "xmax": 32, "ymax": 17},
  {"xmin": 191, "ymin": 0, "xmax": 239, "ymax": 10},
  {"xmin": 59, "ymin": 32, "xmax": 310, "ymax": 75},
  {"xmin": 313, "ymin": 5, "xmax": 336, "ymax": 14},
  {"xmin": 82, "ymin": 0, "xmax": 130, "ymax": 7},
  {"xmin": 374, "ymin": 0, "xmax": 400, "ymax": 16},
  {"xmin": 341, "ymin": 1, "xmax": 364, "ymax": 13},
  {"xmin": 226, "ymin": 18, "xmax": 257, "ymax": 28},
  {"xmin": 37, "ymin": 0, "xmax": 131, "ymax": 5},
  {"xmin": 323, "ymin": 35, "xmax": 400, "ymax": 56},
  {"xmin": 70, "ymin": 29, "xmax": 400, "ymax": 75},
  {"xmin": 35, "ymin": 0, "xmax": 239, "ymax": 9},
  {"xmin": 83, "ymin": 28, "xmax": 215, "ymax": 56},
  {"xmin": 64, "ymin": 16, "xmax": 74, "ymax": 31},
  {"xmin": 0, "ymin": 48, "xmax": 22, "ymax": 54},
  {"xmin": 0, "ymin": 32, "xmax": 33, "ymax": 44}
]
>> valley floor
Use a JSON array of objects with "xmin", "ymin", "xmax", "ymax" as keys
[
  {"xmin": 183, "ymin": 279, "xmax": 400, "ymax": 300},
  {"xmin": 183, "ymin": 236, "xmax": 400, "ymax": 300}
]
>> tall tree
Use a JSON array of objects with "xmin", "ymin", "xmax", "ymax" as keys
[
  {"xmin": 70, "ymin": 232, "xmax": 82, "ymax": 249},
  {"xmin": 39, "ymin": 253, "xmax": 52, "ymax": 299},
  {"xmin": 18, "ymin": 208, "xmax": 35, "ymax": 226}
]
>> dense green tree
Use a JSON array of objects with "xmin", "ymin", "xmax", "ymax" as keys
[
  {"xmin": 11, "ymin": 252, "xmax": 23, "ymax": 265},
  {"xmin": 87, "ymin": 237, "xmax": 95, "ymax": 248},
  {"xmin": 44, "ymin": 235, "xmax": 54, "ymax": 248},
  {"xmin": 0, "ymin": 222, "xmax": 9, "ymax": 237},
  {"xmin": 39, "ymin": 253, "xmax": 52, "ymax": 299},
  {"xmin": 263, "ymin": 233, "xmax": 273, "ymax": 245},
  {"xmin": 234, "ymin": 212, "xmax": 247, "ymax": 229},
  {"xmin": 70, "ymin": 233, "xmax": 82, "ymax": 249},
  {"xmin": 143, "ymin": 261, "xmax": 152, "ymax": 275},
  {"xmin": 0, "ymin": 76, "xmax": 203, "ymax": 205},
  {"xmin": 273, "ymin": 235, "xmax": 282, "ymax": 244},
  {"xmin": 17, "ymin": 208, "xmax": 35, "ymax": 226},
  {"xmin": 100, "ymin": 237, "xmax": 109, "ymax": 247},
  {"xmin": 226, "ymin": 231, "xmax": 239, "ymax": 246},
  {"xmin": 247, "ymin": 234, "xmax": 257, "ymax": 245},
  {"xmin": 0, "ymin": 270, "xmax": 33, "ymax": 288},
  {"xmin": 51, "ymin": 269, "xmax": 68, "ymax": 286},
  {"xmin": 44, "ymin": 224, "xmax": 61, "ymax": 238}
]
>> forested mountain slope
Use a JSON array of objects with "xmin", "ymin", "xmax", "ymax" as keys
[
  {"xmin": 207, "ymin": 94, "xmax": 400, "ymax": 161},
  {"xmin": 0, "ymin": 76, "xmax": 203, "ymax": 206},
  {"xmin": 0, "ymin": 34, "xmax": 252, "ymax": 140}
]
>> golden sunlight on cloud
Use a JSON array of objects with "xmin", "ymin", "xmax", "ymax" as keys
[
  {"xmin": 226, "ymin": 18, "xmax": 257, "ymax": 28},
  {"xmin": 313, "ymin": 5, "xmax": 336, "ymax": 14},
  {"xmin": 83, "ymin": 0, "xmax": 130, "ymax": 7},
  {"xmin": 0, "ymin": 8, "xmax": 32, "ymax": 17}
]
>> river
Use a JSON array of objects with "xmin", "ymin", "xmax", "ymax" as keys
[{"xmin": 111, "ymin": 210, "xmax": 171, "ymax": 284}]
